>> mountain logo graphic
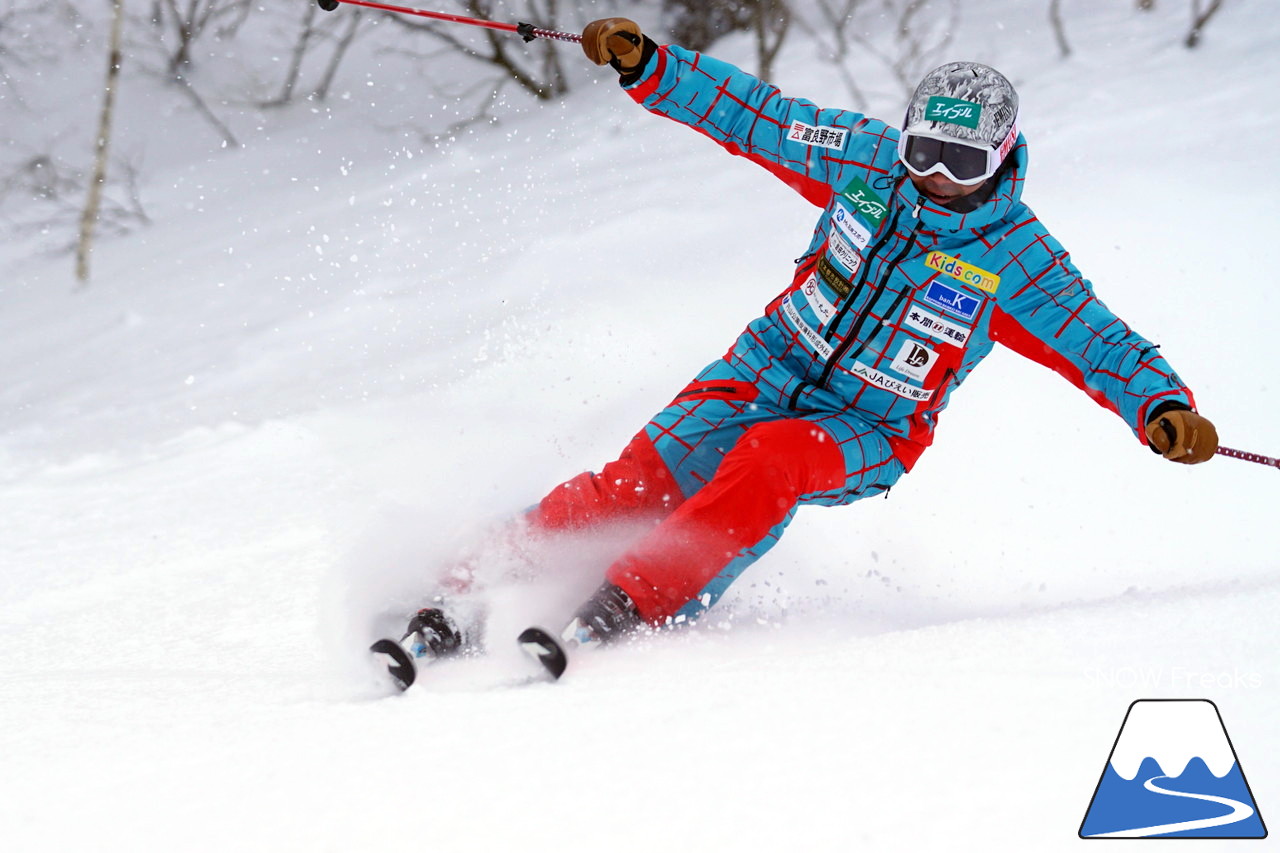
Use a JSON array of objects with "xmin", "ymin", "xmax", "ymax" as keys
[{"xmin": 1080, "ymin": 699, "xmax": 1267, "ymax": 839}]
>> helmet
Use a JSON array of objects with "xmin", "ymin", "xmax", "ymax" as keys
[{"xmin": 903, "ymin": 61, "xmax": 1019, "ymax": 149}]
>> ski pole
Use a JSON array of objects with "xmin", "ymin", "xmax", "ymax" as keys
[
  {"xmin": 315, "ymin": 0, "xmax": 583, "ymax": 44},
  {"xmin": 1216, "ymin": 445, "xmax": 1280, "ymax": 470}
]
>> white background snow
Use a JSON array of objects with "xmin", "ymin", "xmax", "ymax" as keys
[{"xmin": 1, "ymin": 2, "xmax": 1277, "ymax": 850}]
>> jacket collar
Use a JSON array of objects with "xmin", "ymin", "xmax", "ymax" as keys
[{"xmin": 893, "ymin": 134, "xmax": 1029, "ymax": 233}]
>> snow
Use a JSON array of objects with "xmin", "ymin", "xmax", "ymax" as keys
[{"xmin": 1, "ymin": 2, "xmax": 1277, "ymax": 851}]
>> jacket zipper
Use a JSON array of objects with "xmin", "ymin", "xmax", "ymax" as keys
[
  {"xmin": 786, "ymin": 181, "xmax": 917, "ymax": 410},
  {"xmin": 815, "ymin": 215, "xmax": 924, "ymax": 389},
  {"xmin": 821, "ymin": 206, "xmax": 904, "ymax": 344},
  {"xmin": 787, "ymin": 203, "xmax": 905, "ymax": 410}
]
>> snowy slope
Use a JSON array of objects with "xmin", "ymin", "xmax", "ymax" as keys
[{"xmin": 1, "ymin": 3, "xmax": 1278, "ymax": 851}]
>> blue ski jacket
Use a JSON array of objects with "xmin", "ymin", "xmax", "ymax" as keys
[{"xmin": 622, "ymin": 45, "xmax": 1195, "ymax": 470}]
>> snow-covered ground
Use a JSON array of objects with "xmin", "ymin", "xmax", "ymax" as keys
[{"xmin": 1, "ymin": 2, "xmax": 1276, "ymax": 850}]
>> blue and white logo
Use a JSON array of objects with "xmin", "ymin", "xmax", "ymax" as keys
[
  {"xmin": 921, "ymin": 282, "xmax": 980, "ymax": 320},
  {"xmin": 1079, "ymin": 699, "xmax": 1267, "ymax": 839}
]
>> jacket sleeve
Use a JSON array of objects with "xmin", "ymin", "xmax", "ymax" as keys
[
  {"xmin": 621, "ymin": 45, "xmax": 894, "ymax": 208},
  {"xmin": 987, "ymin": 225, "xmax": 1196, "ymax": 445}
]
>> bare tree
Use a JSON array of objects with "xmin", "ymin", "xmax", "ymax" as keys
[
  {"xmin": 311, "ymin": 8, "xmax": 364, "ymax": 101},
  {"xmin": 1, "ymin": 156, "xmax": 78, "ymax": 211},
  {"xmin": 661, "ymin": 0, "xmax": 790, "ymax": 80},
  {"xmin": 793, "ymin": 0, "xmax": 870, "ymax": 108},
  {"xmin": 241, "ymin": 0, "xmax": 364, "ymax": 108},
  {"xmin": 1185, "ymin": 0, "xmax": 1226, "ymax": 47},
  {"xmin": 264, "ymin": 0, "xmax": 321, "ymax": 106},
  {"xmin": 663, "ymin": 0, "xmax": 753, "ymax": 52},
  {"xmin": 133, "ymin": 2, "xmax": 243, "ymax": 145},
  {"xmin": 421, "ymin": 75, "xmax": 514, "ymax": 143},
  {"xmin": 852, "ymin": 0, "xmax": 957, "ymax": 98},
  {"xmin": 1, "ymin": 152, "xmax": 149, "ymax": 245},
  {"xmin": 151, "ymin": 0, "xmax": 250, "ymax": 77},
  {"xmin": 384, "ymin": 0, "xmax": 569, "ymax": 101},
  {"xmin": 0, "ymin": 1, "xmax": 84, "ymax": 103},
  {"xmin": 1048, "ymin": 0, "xmax": 1070, "ymax": 58},
  {"xmin": 76, "ymin": 0, "xmax": 127, "ymax": 286},
  {"xmin": 751, "ymin": 0, "xmax": 791, "ymax": 82},
  {"xmin": 172, "ymin": 68, "xmax": 240, "ymax": 147}
]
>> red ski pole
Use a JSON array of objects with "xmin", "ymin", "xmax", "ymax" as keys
[
  {"xmin": 1216, "ymin": 445, "xmax": 1280, "ymax": 469},
  {"xmin": 315, "ymin": 0, "xmax": 582, "ymax": 44}
]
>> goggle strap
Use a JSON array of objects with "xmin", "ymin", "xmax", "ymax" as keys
[{"xmin": 994, "ymin": 120, "xmax": 1019, "ymax": 164}]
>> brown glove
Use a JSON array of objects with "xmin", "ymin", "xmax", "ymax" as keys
[
  {"xmin": 582, "ymin": 18, "xmax": 645, "ymax": 72},
  {"xmin": 1146, "ymin": 409, "xmax": 1218, "ymax": 464}
]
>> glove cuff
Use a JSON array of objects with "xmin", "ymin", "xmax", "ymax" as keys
[
  {"xmin": 1145, "ymin": 400, "xmax": 1192, "ymax": 454},
  {"xmin": 1146, "ymin": 400, "xmax": 1192, "ymax": 425},
  {"xmin": 616, "ymin": 35, "xmax": 659, "ymax": 85}
]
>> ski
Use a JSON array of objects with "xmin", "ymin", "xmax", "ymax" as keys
[
  {"xmin": 370, "ymin": 638, "xmax": 417, "ymax": 691},
  {"xmin": 518, "ymin": 626, "xmax": 568, "ymax": 680}
]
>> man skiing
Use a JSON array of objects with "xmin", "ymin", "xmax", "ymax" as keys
[{"xmin": 395, "ymin": 18, "xmax": 1218, "ymax": 670}]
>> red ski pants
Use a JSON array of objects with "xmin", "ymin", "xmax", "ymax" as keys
[{"xmin": 526, "ymin": 387, "xmax": 903, "ymax": 623}]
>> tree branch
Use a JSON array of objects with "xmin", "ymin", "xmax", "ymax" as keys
[{"xmin": 1186, "ymin": 0, "xmax": 1226, "ymax": 48}]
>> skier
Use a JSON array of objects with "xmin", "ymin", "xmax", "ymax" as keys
[{"xmin": 398, "ymin": 18, "xmax": 1219, "ymax": 665}]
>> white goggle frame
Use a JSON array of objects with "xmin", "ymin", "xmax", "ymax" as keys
[{"xmin": 896, "ymin": 120, "xmax": 1020, "ymax": 186}]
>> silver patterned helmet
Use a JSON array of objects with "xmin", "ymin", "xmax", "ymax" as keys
[{"xmin": 898, "ymin": 61, "xmax": 1020, "ymax": 185}]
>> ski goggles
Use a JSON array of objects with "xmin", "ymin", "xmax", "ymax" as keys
[{"xmin": 897, "ymin": 121, "xmax": 1019, "ymax": 186}]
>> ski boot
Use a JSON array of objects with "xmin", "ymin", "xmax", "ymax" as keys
[
  {"xmin": 370, "ymin": 605, "xmax": 468, "ymax": 692},
  {"xmin": 519, "ymin": 582, "xmax": 643, "ymax": 681},
  {"xmin": 562, "ymin": 582, "xmax": 643, "ymax": 648},
  {"xmin": 400, "ymin": 607, "xmax": 465, "ymax": 660}
]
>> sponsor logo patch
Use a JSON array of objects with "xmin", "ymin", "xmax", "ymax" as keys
[
  {"xmin": 925, "ymin": 251, "xmax": 1000, "ymax": 294},
  {"xmin": 924, "ymin": 96, "xmax": 982, "ymax": 129},
  {"xmin": 787, "ymin": 120, "xmax": 849, "ymax": 151},
  {"xmin": 890, "ymin": 340, "xmax": 937, "ymax": 381},
  {"xmin": 830, "ymin": 205, "xmax": 872, "ymax": 250},
  {"xmin": 827, "ymin": 230, "xmax": 862, "ymax": 274},
  {"xmin": 851, "ymin": 362, "xmax": 934, "ymax": 401},
  {"xmin": 838, "ymin": 177, "xmax": 888, "ymax": 228},
  {"xmin": 799, "ymin": 274, "xmax": 836, "ymax": 326},
  {"xmin": 922, "ymin": 281, "xmax": 981, "ymax": 320},
  {"xmin": 782, "ymin": 294, "xmax": 833, "ymax": 360},
  {"xmin": 817, "ymin": 256, "xmax": 853, "ymax": 298},
  {"xmin": 904, "ymin": 307, "xmax": 970, "ymax": 346}
]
